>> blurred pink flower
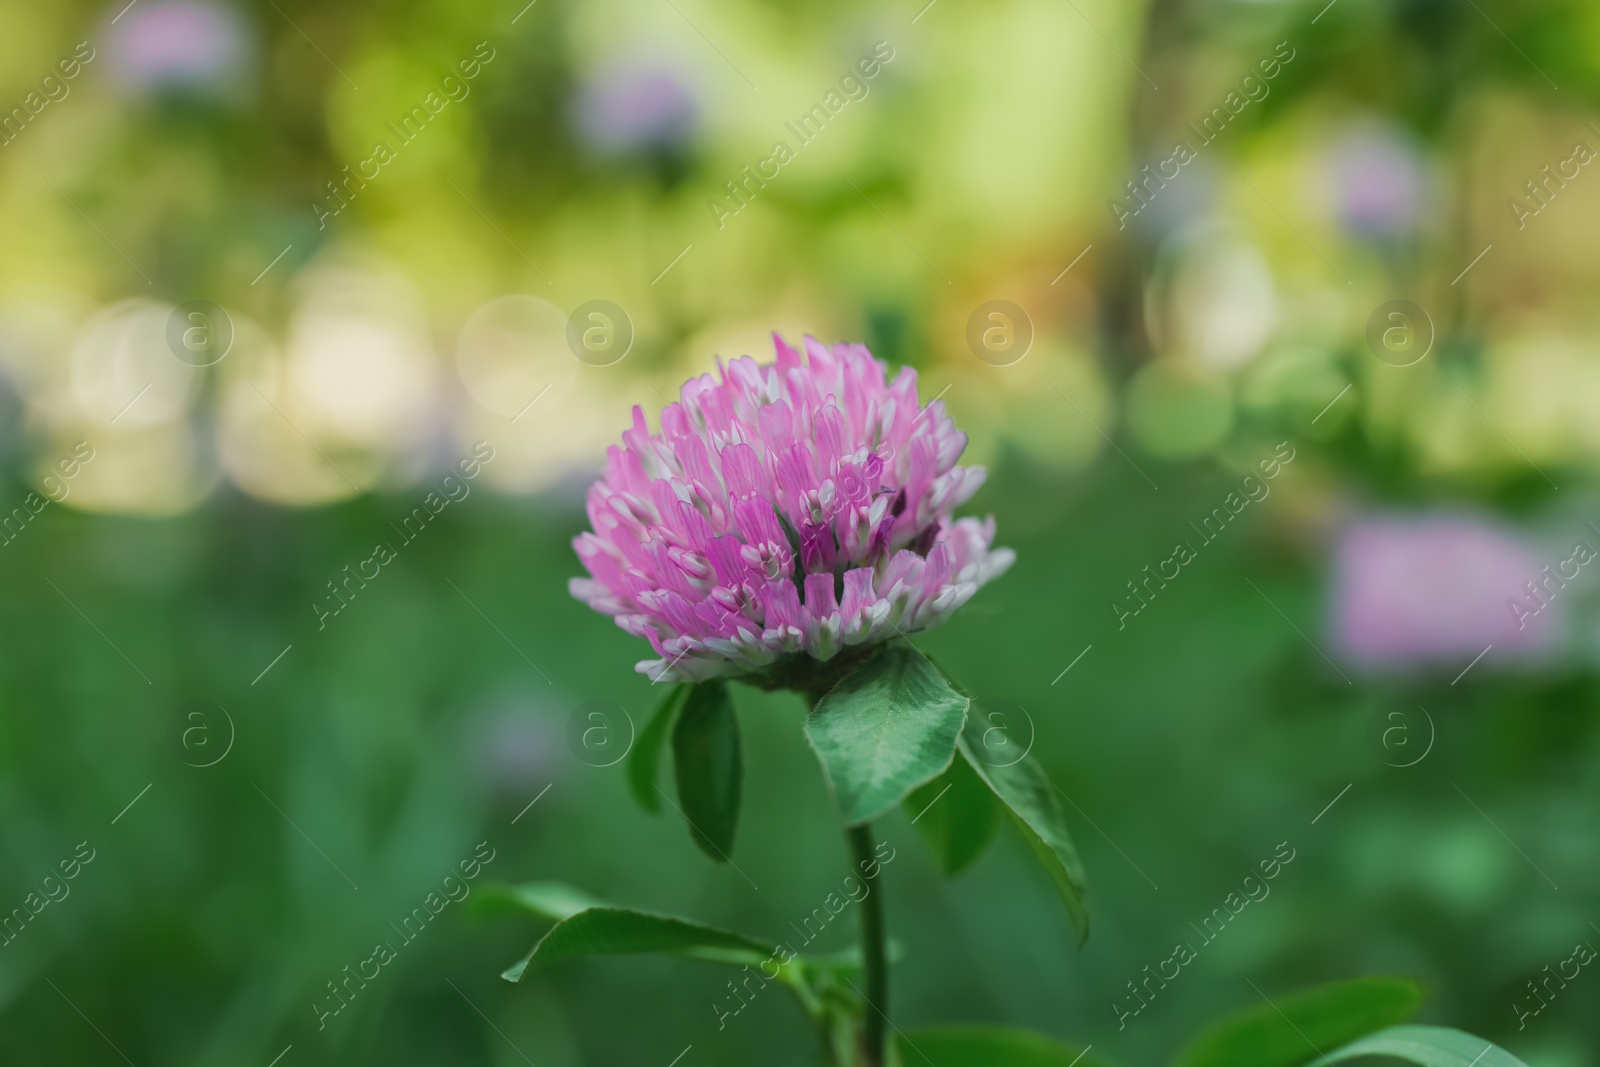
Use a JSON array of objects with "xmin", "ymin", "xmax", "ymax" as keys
[
  {"xmin": 108, "ymin": 1, "xmax": 249, "ymax": 93},
  {"xmin": 1330, "ymin": 514, "xmax": 1556, "ymax": 670},
  {"xmin": 571, "ymin": 53, "xmax": 699, "ymax": 154},
  {"xmin": 570, "ymin": 335, "xmax": 1012, "ymax": 682},
  {"xmin": 466, "ymin": 699, "xmax": 563, "ymax": 797},
  {"xmin": 1328, "ymin": 121, "xmax": 1427, "ymax": 238}
]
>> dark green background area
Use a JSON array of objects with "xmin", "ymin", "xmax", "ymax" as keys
[{"xmin": 1, "ymin": 445, "xmax": 1592, "ymax": 1066}]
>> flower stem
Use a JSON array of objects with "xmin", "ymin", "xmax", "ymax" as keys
[{"xmin": 848, "ymin": 822, "xmax": 889, "ymax": 1066}]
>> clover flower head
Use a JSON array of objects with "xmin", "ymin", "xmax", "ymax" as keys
[{"xmin": 570, "ymin": 335, "xmax": 1014, "ymax": 683}]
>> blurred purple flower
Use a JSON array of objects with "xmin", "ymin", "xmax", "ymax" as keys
[
  {"xmin": 1328, "ymin": 122, "xmax": 1427, "ymax": 238},
  {"xmin": 108, "ymin": 1, "xmax": 249, "ymax": 94},
  {"xmin": 1330, "ymin": 514, "xmax": 1556, "ymax": 670},
  {"xmin": 466, "ymin": 700, "xmax": 564, "ymax": 798},
  {"xmin": 571, "ymin": 52, "xmax": 699, "ymax": 154}
]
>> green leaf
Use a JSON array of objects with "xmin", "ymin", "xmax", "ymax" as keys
[
  {"xmin": 805, "ymin": 647, "xmax": 969, "ymax": 826},
  {"xmin": 628, "ymin": 683, "xmax": 689, "ymax": 813},
  {"xmin": 1324, "ymin": 1026, "xmax": 1530, "ymax": 1067},
  {"xmin": 502, "ymin": 907, "xmax": 772, "ymax": 981},
  {"xmin": 899, "ymin": 1026, "xmax": 1114, "ymax": 1067},
  {"xmin": 470, "ymin": 880, "xmax": 606, "ymax": 922},
  {"xmin": 490, "ymin": 882, "xmax": 775, "ymax": 982},
  {"xmin": 671, "ymin": 680, "xmax": 742, "ymax": 860},
  {"xmin": 1176, "ymin": 977, "xmax": 1424, "ymax": 1067},
  {"xmin": 483, "ymin": 879, "xmax": 883, "ymax": 1025},
  {"xmin": 956, "ymin": 722, "xmax": 1090, "ymax": 943},
  {"xmin": 908, "ymin": 752, "xmax": 999, "ymax": 875}
]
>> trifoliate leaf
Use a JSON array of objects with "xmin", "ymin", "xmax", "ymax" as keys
[
  {"xmin": 805, "ymin": 647, "xmax": 969, "ymax": 826},
  {"xmin": 628, "ymin": 683, "xmax": 690, "ymax": 813},
  {"xmin": 671, "ymin": 680, "xmax": 742, "ymax": 860}
]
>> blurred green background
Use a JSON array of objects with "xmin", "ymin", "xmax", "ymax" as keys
[{"xmin": 3, "ymin": 0, "xmax": 1600, "ymax": 1063}]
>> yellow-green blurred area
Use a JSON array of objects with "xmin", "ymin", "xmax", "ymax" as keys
[{"xmin": 4, "ymin": 0, "xmax": 1600, "ymax": 1063}]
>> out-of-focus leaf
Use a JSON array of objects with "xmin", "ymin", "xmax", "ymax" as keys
[
  {"xmin": 494, "ymin": 890, "xmax": 774, "ymax": 982},
  {"xmin": 488, "ymin": 880, "xmax": 877, "ymax": 1002},
  {"xmin": 908, "ymin": 751, "xmax": 999, "ymax": 875},
  {"xmin": 898, "ymin": 1026, "xmax": 1114, "ymax": 1066},
  {"xmin": 957, "ymin": 721, "xmax": 1089, "ymax": 942},
  {"xmin": 470, "ymin": 880, "xmax": 607, "ymax": 922},
  {"xmin": 671, "ymin": 680, "xmax": 742, "ymax": 860},
  {"xmin": 1325, "ymin": 1026, "xmax": 1531, "ymax": 1066},
  {"xmin": 805, "ymin": 647, "xmax": 968, "ymax": 826},
  {"xmin": 628, "ymin": 683, "xmax": 690, "ymax": 813},
  {"xmin": 1176, "ymin": 977, "xmax": 1424, "ymax": 1067}
]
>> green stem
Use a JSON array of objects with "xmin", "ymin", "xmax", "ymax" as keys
[{"xmin": 848, "ymin": 823, "xmax": 889, "ymax": 1066}]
